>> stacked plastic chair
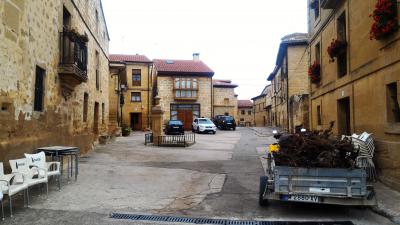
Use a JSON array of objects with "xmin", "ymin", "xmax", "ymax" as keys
[{"xmin": 351, "ymin": 132, "xmax": 376, "ymax": 181}]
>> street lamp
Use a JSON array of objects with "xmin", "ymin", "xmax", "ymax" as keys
[{"xmin": 119, "ymin": 84, "xmax": 126, "ymax": 127}]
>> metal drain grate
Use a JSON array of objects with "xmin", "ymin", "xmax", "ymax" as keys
[{"xmin": 110, "ymin": 213, "xmax": 354, "ymax": 225}]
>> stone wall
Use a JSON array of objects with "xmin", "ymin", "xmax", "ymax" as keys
[
  {"xmin": 253, "ymin": 96, "xmax": 266, "ymax": 127},
  {"xmin": 0, "ymin": 0, "xmax": 110, "ymax": 162},
  {"xmin": 308, "ymin": 0, "xmax": 400, "ymax": 190},
  {"xmin": 213, "ymin": 86, "xmax": 238, "ymax": 121}
]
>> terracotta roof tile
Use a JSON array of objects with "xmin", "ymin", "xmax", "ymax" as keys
[
  {"xmin": 110, "ymin": 54, "xmax": 152, "ymax": 63},
  {"xmin": 238, "ymin": 100, "xmax": 253, "ymax": 108},
  {"xmin": 153, "ymin": 59, "xmax": 214, "ymax": 75},
  {"xmin": 213, "ymin": 79, "xmax": 238, "ymax": 88}
]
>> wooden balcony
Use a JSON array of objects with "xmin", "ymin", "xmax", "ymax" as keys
[
  {"xmin": 58, "ymin": 31, "xmax": 88, "ymax": 98},
  {"xmin": 320, "ymin": 0, "xmax": 339, "ymax": 9}
]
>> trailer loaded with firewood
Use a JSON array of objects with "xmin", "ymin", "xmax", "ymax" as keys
[{"xmin": 259, "ymin": 127, "xmax": 377, "ymax": 206}]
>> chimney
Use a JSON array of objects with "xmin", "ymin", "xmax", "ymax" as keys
[{"xmin": 193, "ymin": 53, "xmax": 200, "ymax": 61}]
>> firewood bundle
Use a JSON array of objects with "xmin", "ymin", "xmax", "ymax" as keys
[{"xmin": 273, "ymin": 131, "xmax": 358, "ymax": 168}]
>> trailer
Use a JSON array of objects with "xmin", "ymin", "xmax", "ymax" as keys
[{"xmin": 259, "ymin": 154, "xmax": 376, "ymax": 206}]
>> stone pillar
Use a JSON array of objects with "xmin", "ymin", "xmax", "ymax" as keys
[{"xmin": 151, "ymin": 96, "xmax": 164, "ymax": 145}]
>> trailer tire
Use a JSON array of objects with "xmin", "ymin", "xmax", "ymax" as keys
[{"xmin": 259, "ymin": 176, "xmax": 269, "ymax": 206}]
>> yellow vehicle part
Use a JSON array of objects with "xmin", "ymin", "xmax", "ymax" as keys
[{"xmin": 269, "ymin": 144, "xmax": 280, "ymax": 153}]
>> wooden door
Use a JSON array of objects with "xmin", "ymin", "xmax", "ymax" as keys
[
  {"xmin": 177, "ymin": 110, "xmax": 193, "ymax": 130},
  {"xmin": 93, "ymin": 102, "xmax": 99, "ymax": 134},
  {"xmin": 130, "ymin": 113, "xmax": 142, "ymax": 131},
  {"xmin": 338, "ymin": 97, "xmax": 351, "ymax": 135}
]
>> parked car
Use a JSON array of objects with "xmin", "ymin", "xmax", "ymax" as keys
[
  {"xmin": 215, "ymin": 116, "xmax": 236, "ymax": 130},
  {"xmin": 164, "ymin": 120, "xmax": 184, "ymax": 135},
  {"xmin": 192, "ymin": 118, "xmax": 217, "ymax": 134},
  {"xmin": 213, "ymin": 115, "xmax": 225, "ymax": 124}
]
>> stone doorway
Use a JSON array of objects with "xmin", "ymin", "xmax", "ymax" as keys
[
  {"xmin": 130, "ymin": 113, "xmax": 142, "ymax": 131},
  {"xmin": 337, "ymin": 97, "xmax": 350, "ymax": 135},
  {"xmin": 93, "ymin": 102, "xmax": 99, "ymax": 134}
]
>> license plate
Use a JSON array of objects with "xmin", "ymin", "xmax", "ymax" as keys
[
  {"xmin": 227, "ymin": 123, "xmax": 232, "ymax": 124},
  {"xmin": 173, "ymin": 127, "xmax": 179, "ymax": 129},
  {"xmin": 283, "ymin": 195, "xmax": 319, "ymax": 203}
]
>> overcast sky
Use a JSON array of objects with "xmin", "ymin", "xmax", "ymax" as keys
[{"xmin": 102, "ymin": 0, "xmax": 308, "ymax": 100}]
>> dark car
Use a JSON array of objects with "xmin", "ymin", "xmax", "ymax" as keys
[
  {"xmin": 164, "ymin": 120, "xmax": 184, "ymax": 135},
  {"xmin": 216, "ymin": 116, "xmax": 236, "ymax": 130},
  {"xmin": 213, "ymin": 115, "xmax": 225, "ymax": 124}
]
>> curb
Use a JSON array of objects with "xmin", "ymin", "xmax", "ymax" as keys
[{"xmin": 371, "ymin": 206, "xmax": 400, "ymax": 224}]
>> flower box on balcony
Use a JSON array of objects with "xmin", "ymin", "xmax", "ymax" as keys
[
  {"xmin": 370, "ymin": 0, "xmax": 399, "ymax": 40},
  {"xmin": 308, "ymin": 61, "xmax": 321, "ymax": 84},
  {"xmin": 327, "ymin": 39, "xmax": 347, "ymax": 62}
]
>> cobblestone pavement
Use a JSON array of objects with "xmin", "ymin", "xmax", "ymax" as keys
[{"xmin": 2, "ymin": 128, "xmax": 396, "ymax": 225}]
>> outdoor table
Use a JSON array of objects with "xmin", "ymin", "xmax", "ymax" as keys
[{"xmin": 36, "ymin": 146, "xmax": 79, "ymax": 181}]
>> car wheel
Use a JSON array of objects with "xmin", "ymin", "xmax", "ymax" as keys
[
  {"xmin": 192, "ymin": 127, "xmax": 195, "ymax": 133},
  {"xmin": 197, "ymin": 127, "xmax": 200, "ymax": 133},
  {"xmin": 233, "ymin": 127, "xmax": 236, "ymax": 131},
  {"xmin": 259, "ymin": 176, "xmax": 269, "ymax": 206},
  {"xmin": 212, "ymin": 131, "xmax": 216, "ymax": 134}
]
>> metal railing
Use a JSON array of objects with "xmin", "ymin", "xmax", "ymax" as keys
[
  {"xmin": 145, "ymin": 133, "xmax": 153, "ymax": 145},
  {"xmin": 153, "ymin": 133, "xmax": 195, "ymax": 147}
]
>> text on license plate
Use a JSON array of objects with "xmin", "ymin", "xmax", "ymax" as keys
[
  {"xmin": 173, "ymin": 127, "xmax": 179, "ymax": 128},
  {"xmin": 283, "ymin": 195, "xmax": 319, "ymax": 203}
]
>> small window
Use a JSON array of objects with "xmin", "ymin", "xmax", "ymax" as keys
[
  {"xmin": 132, "ymin": 69, "xmax": 141, "ymax": 86},
  {"xmin": 248, "ymin": 110, "xmax": 251, "ymax": 115},
  {"xmin": 240, "ymin": 118, "xmax": 244, "ymax": 122},
  {"xmin": 95, "ymin": 9, "xmax": 99, "ymax": 34},
  {"xmin": 387, "ymin": 82, "xmax": 400, "ymax": 123},
  {"xmin": 241, "ymin": 110, "xmax": 245, "ymax": 115},
  {"xmin": 83, "ymin": 93, "xmax": 89, "ymax": 122},
  {"xmin": 131, "ymin": 92, "xmax": 141, "ymax": 102},
  {"xmin": 34, "ymin": 66, "xmax": 45, "ymax": 112},
  {"xmin": 224, "ymin": 98, "xmax": 229, "ymax": 105},
  {"xmin": 317, "ymin": 105, "xmax": 322, "ymax": 125},
  {"xmin": 63, "ymin": 7, "xmax": 71, "ymax": 30}
]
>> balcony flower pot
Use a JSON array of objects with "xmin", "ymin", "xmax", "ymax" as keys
[
  {"xmin": 121, "ymin": 126, "xmax": 132, "ymax": 137},
  {"xmin": 327, "ymin": 39, "xmax": 347, "ymax": 62},
  {"xmin": 308, "ymin": 61, "xmax": 321, "ymax": 84},
  {"xmin": 370, "ymin": 0, "xmax": 399, "ymax": 40}
]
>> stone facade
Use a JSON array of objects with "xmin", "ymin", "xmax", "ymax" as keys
[
  {"xmin": 237, "ymin": 100, "xmax": 254, "ymax": 126},
  {"xmin": 252, "ymin": 85, "xmax": 272, "ymax": 127},
  {"xmin": 268, "ymin": 33, "xmax": 309, "ymax": 132},
  {"xmin": 0, "ymin": 0, "xmax": 110, "ymax": 160},
  {"xmin": 308, "ymin": 0, "xmax": 400, "ymax": 190},
  {"xmin": 156, "ymin": 76, "xmax": 213, "ymax": 121},
  {"xmin": 213, "ymin": 80, "xmax": 238, "ymax": 121},
  {"xmin": 109, "ymin": 55, "xmax": 153, "ymax": 131}
]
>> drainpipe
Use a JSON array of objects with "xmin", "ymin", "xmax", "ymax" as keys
[{"xmin": 148, "ymin": 63, "xmax": 153, "ymax": 129}]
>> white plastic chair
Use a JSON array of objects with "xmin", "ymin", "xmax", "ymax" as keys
[
  {"xmin": 25, "ymin": 152, "xmax": 61, "ymax": 190},
  {"xmin": 9, "ymin": 158, "xmax": 48, "ymax": 205},
  {"xmin": 0, "ymin": 162, "xmax": 28, "ymax": 218}
]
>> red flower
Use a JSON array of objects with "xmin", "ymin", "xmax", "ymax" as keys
[
  {"xmin": 308, "ymin": 61, "xmax": 321, "ymax": 84},
  {"xmin": 327, "ymin": 39, "xmax": 347, "ymax": 62},
  {"xmin": 370, "ymin": 0, "xmax": 399, "ymax": 40}
]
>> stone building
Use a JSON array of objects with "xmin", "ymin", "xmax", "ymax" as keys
[
  {"xmin": 237, "ymin": 100, "xmax": 254, "ymax": 126},
  {"xmin": 212, "ymin": 79, "xmax": 238, "ymax": 121},
  {"xmin": 307, "ymin": 0, "xmax": 400, "ymax": 190},
  {"xmin": 109, "ymin": 54, "xmax": 153, "ymax": 132},
  {"xmin": 252, "ymin": 85, "xmax": 272, "ymax": 127},
  {"xmin": 267, "ymin": 33, "xmax": 309, "ymax": 132},
  {"xmin": 153, "ymin": 54, "xmax": 214, "ymax": 130},
  {"xmin": 0, "ymin": 0, "xmax": 110, "ymax": 158}
]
